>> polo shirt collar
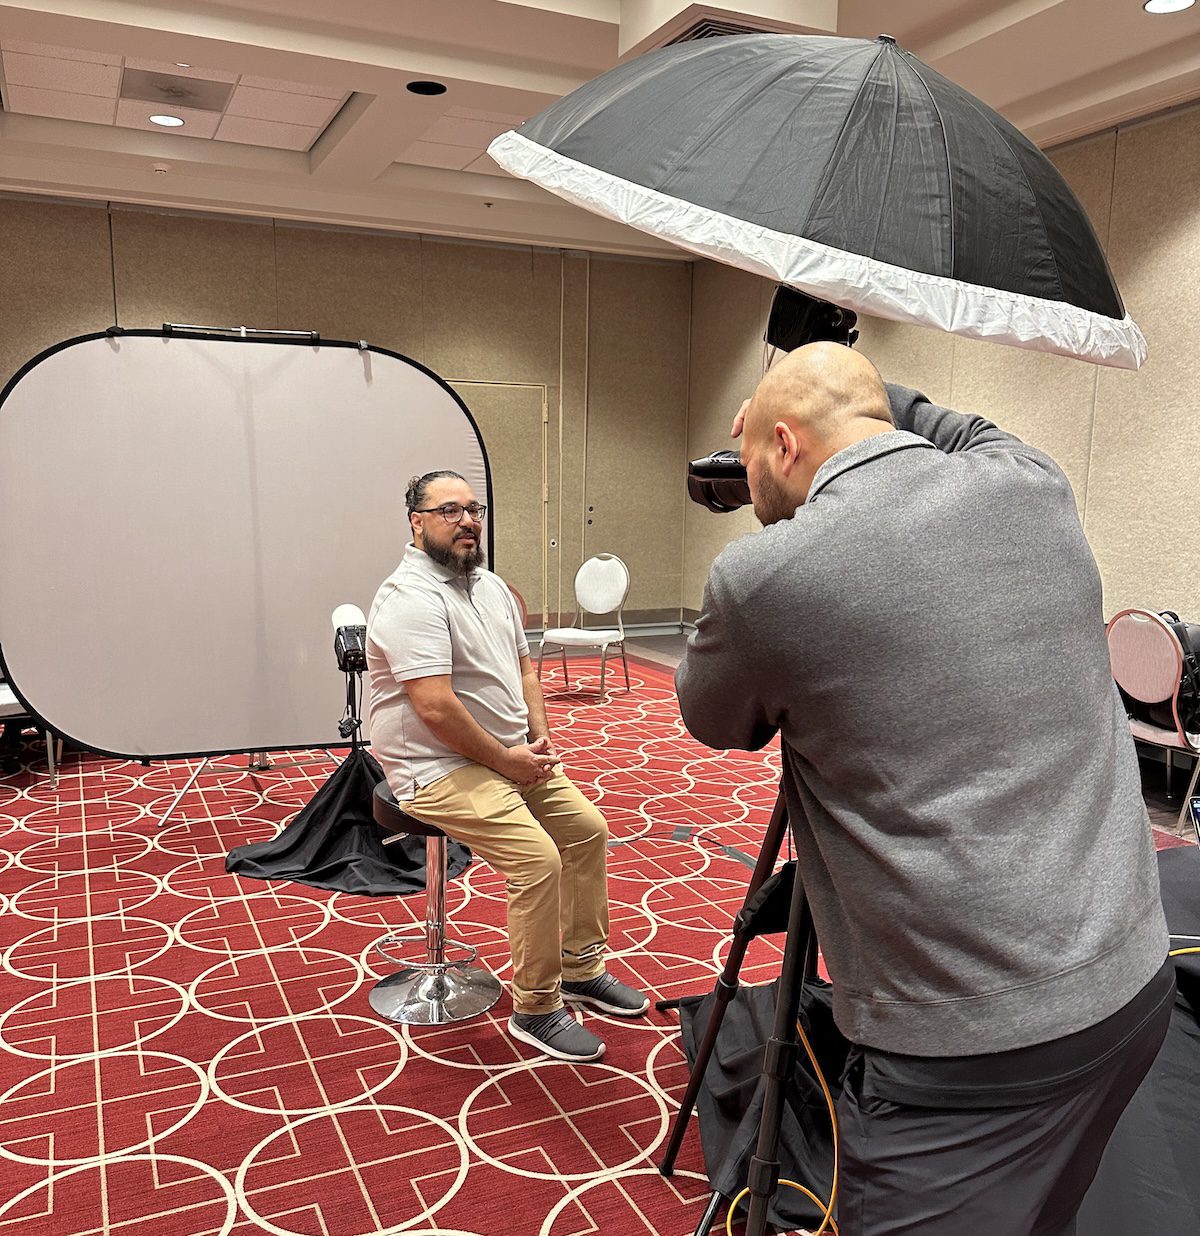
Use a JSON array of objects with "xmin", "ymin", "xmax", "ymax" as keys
[{"xmin": 806, "ymin": 430, "xmax": 935, "ymax": 503}]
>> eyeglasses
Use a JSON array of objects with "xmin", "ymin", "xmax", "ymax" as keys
[{"xmin": 414, "ymin": 502, "xmax": 488, "ymax": 523}]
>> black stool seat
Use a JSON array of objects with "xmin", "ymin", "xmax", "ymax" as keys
[{"xmin": 373, "ymin": 779, "xmax": 444, "ymax": 838}]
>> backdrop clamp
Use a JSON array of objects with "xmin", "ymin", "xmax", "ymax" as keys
[{"xmin": 161, "ymin": 322, "xmax": 321, "ymax": 342}]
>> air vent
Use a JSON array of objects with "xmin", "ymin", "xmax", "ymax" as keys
[
  {"xmin": 665, "ymin": 18, "xmax": 768, "ymax": 44},
  {"xmin": 120, "ymin": 69, "xmax": 233, "ymax": 113}
]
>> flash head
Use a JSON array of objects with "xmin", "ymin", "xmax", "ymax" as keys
[
  {"xmin": 765, "ymin": 284, "xmax": 859, "ymax": 352},
  {"xmin": 331, "ymin": 603, "xmax": 368, "ymax": 674}
]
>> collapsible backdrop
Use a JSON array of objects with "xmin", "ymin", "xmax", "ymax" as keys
[{"xmin": 0, "ymin": 330, "xmax": 491, "ymax": 758}]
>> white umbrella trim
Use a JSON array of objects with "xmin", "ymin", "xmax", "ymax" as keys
[{"xmin": 489, "ymin": 130, "xmax": 1147, "ymax": 371}]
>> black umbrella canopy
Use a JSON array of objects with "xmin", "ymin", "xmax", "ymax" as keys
[{"xmin": 489, "ymin": 34, "xmax": 1145, "ymax": 369}]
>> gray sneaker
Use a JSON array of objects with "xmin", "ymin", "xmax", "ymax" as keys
[
  {"xmin": 508, "ymin": 1009, "xmax": 606, "ymax": 1062},
  {"xmin": 561, "ymin": 972, "xmax": 650, "ymax": 1017}
]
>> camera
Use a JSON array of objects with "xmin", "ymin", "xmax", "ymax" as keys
[{"xmin": 687, "ymin": 286, "xmax": 859, "ymax": 514}]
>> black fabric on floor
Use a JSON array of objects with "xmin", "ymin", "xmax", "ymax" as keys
[
  {"xmin": 225, "ymin": 746, "xmax": 470, "ymax": 896},
  {"xmin": 678, "ymin": 976, "xmax": 849, "ymax": 1231},
  {"xmin": 1077, "ymin": 845, "xmax": 1200, "ymax": 1235}
]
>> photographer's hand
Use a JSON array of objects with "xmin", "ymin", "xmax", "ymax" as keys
[{"xmin": 731, "ymin": 398, "xmax": 750, "ymax": 439}]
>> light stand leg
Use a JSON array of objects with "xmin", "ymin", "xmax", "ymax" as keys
[
  {"xmin": 155, "ymin": 757, "xmax": 210, "ymax": 828},
  {"xmin": 694, "ymin": 1190, "xmax": 725, "ymax": 1236}
]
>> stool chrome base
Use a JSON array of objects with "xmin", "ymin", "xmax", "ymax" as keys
[{"xmin": 369, "ymin": 964, "xmax": 501, "ymax": 1025}]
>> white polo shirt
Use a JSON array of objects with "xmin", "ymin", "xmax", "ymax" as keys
[{"xmin": 366, "ymin": 544, "xmax": 530, "ymax": 797}]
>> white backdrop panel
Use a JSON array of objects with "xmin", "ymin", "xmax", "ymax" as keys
[{"xmin": 0, "ymin": 332, "xmax": 490, "ymax": 757}]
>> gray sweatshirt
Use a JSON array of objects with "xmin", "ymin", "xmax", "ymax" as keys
[{"xmin": 676, "ymin": 385, "xmax": 1168, "ymax": 1056}]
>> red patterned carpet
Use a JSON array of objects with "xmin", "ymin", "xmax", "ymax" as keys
[{"xmin": 0, "ymin": 656, "xmax": 1189, "ymax": 1235}]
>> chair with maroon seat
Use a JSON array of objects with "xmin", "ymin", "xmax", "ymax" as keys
[{"xmin": 1106, "ymin": 608, "xmax": 1200, "ymax": 831}]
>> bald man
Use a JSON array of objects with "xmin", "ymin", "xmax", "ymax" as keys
[{"xmin": 676, "ymin": 344, "xmax": 1170, "ymax": 1236}]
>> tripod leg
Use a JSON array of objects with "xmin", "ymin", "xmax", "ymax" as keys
[
  {"xmin": 744, "ymin": 864, "xmax": 817, "ymax": 1236},
  {"xmin": 660, "ymin": 793, "xmax": 791, "ymax": 1176},
  {"xmin": 693, "ymin": 1190, "xmax": 725, "ymax": 1236}
]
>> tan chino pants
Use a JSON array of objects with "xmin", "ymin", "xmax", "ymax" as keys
[{"xmin": 404, "ymin": 763, "xmax": 610, "ymax": 1015}]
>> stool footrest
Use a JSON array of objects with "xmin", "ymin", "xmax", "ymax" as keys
[{"xmin": 375, "ymin": 931, "xmax": 479, "ymax": 970}]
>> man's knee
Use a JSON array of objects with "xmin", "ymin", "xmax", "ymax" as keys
[
  {"xmin": 578, "ymin": 803, "xmax": 609, "ymax": 847},
  {"xmin": 501, "ymin": 837, "xmax": 563, "ymax": 890}
]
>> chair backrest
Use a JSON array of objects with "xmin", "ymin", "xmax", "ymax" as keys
[
  {"xmin": 1106, "ymin": 608, "xmax": 1190, "ymax": 743},
  {"xmin": 507, "ymin": 584, "xmax": 529, "ymax": 629},
  {"xmin": 574, "ymin": 554, "xmax": 629, "ymax": 619}
]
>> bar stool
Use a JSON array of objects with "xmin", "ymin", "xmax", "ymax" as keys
[{"xmin": 369, "ymin": 779, "xmax": 501, "ymax": 1025}]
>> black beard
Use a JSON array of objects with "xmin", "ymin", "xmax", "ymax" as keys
[{"xmin": 425, "ymin": 538, "xmax": 484, "ymax": 575}]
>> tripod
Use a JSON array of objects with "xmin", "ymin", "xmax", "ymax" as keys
[{"xmin": 659, "ymin": 789, "xmax": 822, "ymax": 1236}]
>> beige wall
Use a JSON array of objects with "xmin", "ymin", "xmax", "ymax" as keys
[
  {"xmin": 683, "ymin": 105, "xmax": 1200, "ymax": 622},
  {"xmin": 5, "ymin": 97, "xmax": 1197, "ymax": 634},
  {"xmin": 0, "ymin": 200, "xmax": 692, "ymax": 629}
]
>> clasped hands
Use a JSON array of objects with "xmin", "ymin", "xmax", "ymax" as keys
[{"xmin": 501, "ymin": 735, "xmax": 560, "ymax": 787}]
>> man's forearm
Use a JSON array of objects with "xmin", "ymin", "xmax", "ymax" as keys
[
  {"xmin": 886, "ymin": 383, "xmax": 1021, "ymax": 454},
  {"xmin": 415, "ymin": 694, "xmax": 512, "ymax": 775},
  {"xmin": 521, "ymin": 669, "xmax": 551, "ymax": 742}
]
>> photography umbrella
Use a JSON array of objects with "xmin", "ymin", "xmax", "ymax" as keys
[{"xmin": 489, "ymin": 33, "xmax": 1145, "ymax": 370}]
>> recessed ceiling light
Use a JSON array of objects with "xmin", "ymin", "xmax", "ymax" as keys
[
  {"xmin": 1143, "ymin": 0, "xmax": 1195, "ymax": 13},
  {"xmin": 406, "ymin": 80, "xmax": 448, "ymax": 96},
  {"xmin": 174, "ymin": 62, "xmax": 191, "ymax": 68},
  {"xmin": 149, "ymin": 114, "xmax": 185, "ymax": 127}
]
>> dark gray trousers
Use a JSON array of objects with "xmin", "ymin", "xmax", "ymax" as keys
[{"xmin": 834, "ymin": 991, "xmax": 1173, "ymax": 1236}]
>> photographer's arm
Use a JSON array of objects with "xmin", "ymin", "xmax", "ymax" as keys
[
  {"xmin": 405, "ymin": 674, "xmax": 554, "ymax": 786},
  {"xmin": 886, "ymin": 383, "xmax": 1072, "ymax": 491},
  {"xmin": 675, "ymin": 561, "xmax": 779, "ymax": 752}
]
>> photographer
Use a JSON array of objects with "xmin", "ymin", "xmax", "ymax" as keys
[
  {"xmin": 676, "ymin": 343, "xmax": 1171, "ymax": 1235},
  {"xmin": 366, "ymin": 470, "xmax": 647, "ymax": 1065}
]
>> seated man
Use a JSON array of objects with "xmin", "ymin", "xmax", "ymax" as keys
[{"xmin": 366, "ymin": 469, "xmax": 647, "ymax": 1062}]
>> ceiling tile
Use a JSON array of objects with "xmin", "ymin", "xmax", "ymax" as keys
[
  {"xmin": 420, "ymin": 115, "xmax": 515, "ymax": 148},
  {"xmin": 2, "ymin": 85, "xmax": 116, "ymax": 124},
  {"xmin": 119, "ymin": 68, "xmax": 234, "ymax": 113},
  {"xmin": 124, "ymin": 58, "xmax": 238, "ymax": 83},
  {"xmin": 2, "ymin": 52, "xmax": 121, "ymax": 96},
  {"xmin": 115, "ymin": 98, "xmax": 222, "ymax": 139},
  {"xmin": 237, "ymin": 74, "xmax": 344, "ymax": 99},
  {"xmin": 215, "ymin": 115, "xmax": 318, "ymax": 151},
  {"xmin": 398, "ymin": 141, "xmax": 479, "ymax": 171},
  {"xmin": 0, "ymin": 40, "xmax": 121, "ymax": 66},
  {"xmin": 225, "ymin": 85, "xmax": 343, "ymax": 127}
]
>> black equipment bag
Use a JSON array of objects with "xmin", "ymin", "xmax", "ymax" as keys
[{"xmin": 1145, "ymin": 612, "xmax": 1200, "ymax": 734}]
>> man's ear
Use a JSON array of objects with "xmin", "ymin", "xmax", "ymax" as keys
[{"xmin": 774, "ymin": 421, "xmax": 805, "ymax": 477}]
